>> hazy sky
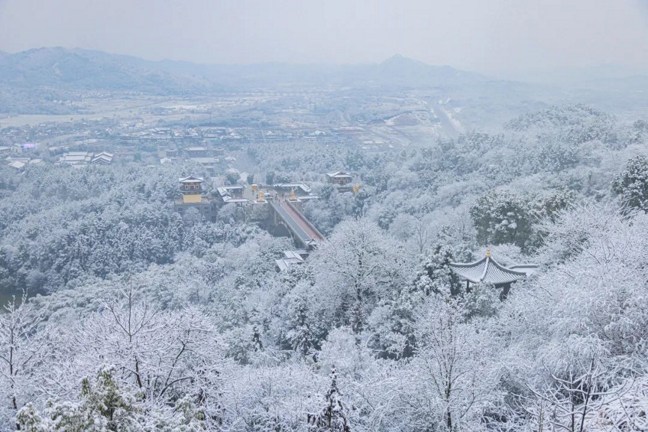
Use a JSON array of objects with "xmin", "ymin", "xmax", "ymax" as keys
[{"xmin": 1, "ymin": 0, "xmax": 647, "ymax": 76}]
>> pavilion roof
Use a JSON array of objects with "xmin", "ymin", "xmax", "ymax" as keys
[
  {"xmin": 326, "ymin": 171, "xmax": 352, "ymax": 178},
  {"xmin": 179, "ymin": 176, "xmax": 204, "ymax": 183},
  {"xmin": 449, "ymin": 252, "xmax": 536, "ymax": 285}
]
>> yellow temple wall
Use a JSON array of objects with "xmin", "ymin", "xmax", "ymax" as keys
[{"xmin": 183, "ymin": 194, "xmax": 202, "ymax": 204}]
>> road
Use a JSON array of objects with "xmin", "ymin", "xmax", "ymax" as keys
[{"xmin": 270, "ymin": 200, "xmax": 325, "ymax": 246}]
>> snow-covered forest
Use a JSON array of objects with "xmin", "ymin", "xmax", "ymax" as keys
[{"xmin": 1, "ymin": 103, "xmax": 647, "ymax": 431}]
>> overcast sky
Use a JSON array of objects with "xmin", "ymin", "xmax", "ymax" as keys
[{"xmin": 0, "ymin": 0, "xmax": 647, "ymax": 77}]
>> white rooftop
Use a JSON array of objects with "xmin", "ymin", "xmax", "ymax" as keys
[
  {"xmin": 449, "ymin": 252, "xmax": 538, "ymax": 285},
  {"xmin": 179, "ymin": 176, "xmax": 204, "ymax": 183},
  {"xmin": 327, "ymin": 171, "xmax": 352, "ymax": 178}
]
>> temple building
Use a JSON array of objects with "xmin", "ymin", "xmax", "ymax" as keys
[
  {"xmin": 175, "ymin": 176, "xmax": 216, "ymax": 221},
  {"xmin": 326, "ymin": 171, "xmax": 353, "ymax": 191},
  {"xmin": 179, "ymin": 176, "xmax": 204, "ymax": 203},
  {"xmin": 326, "ymin": 171, "xmax": 352, "ymax": 184},
  {"xmin": 449, "ymin": 249, "xmax": 538, "ymax": 299}
]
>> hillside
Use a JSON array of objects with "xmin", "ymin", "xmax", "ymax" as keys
[
  {"xmin": 1, "ymin": 102, "xmax": 648, "ymax": 430},
  {"xmin": 0, "ymin": 47, "xmax": 211, "ymax": 94}
]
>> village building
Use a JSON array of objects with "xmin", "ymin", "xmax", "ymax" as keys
[
  {"xmin": 158, "ymin": 147, "xmax": 179, "ymax": 159},
  {"xmin": 275, "ymin": 250, "xmax": 309, "ymax": 272},
  {"xmin": 184, "ymin": 147, "xmax": 209, "ymax": 158},
  {"xmin": 91, "ymin": 152, "xmax": 114, "ymax": 165},
  {"xmin": 6, "ymin": 157, "xmax": 41, "ymax": 172},
  {"xmin": 7, "ymin": 160, "xmax": 26, "ymax": 171},
  {"xmin": 59, "ymin": 151, "xmax": 93, "ymax": 165}
]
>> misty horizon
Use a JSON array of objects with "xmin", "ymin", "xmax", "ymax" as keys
[
  {"xmin": 3, "ymin": 46, "xmax": 648, "ymax": 85},
  {"xmin": 1, "ymin": 0, "xmax": 648, "ymax": 80}
]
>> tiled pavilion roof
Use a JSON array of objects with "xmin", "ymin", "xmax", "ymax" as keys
[{"xmin": 449, "ymin": 250, "xmax": 537, "ymax": 285}]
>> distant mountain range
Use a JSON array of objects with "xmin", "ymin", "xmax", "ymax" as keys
[
  {"xmin": 0, "ymin": 47, "xmax": 645, "ymax": 119},
  {"xmin": 0, "ymin": 47, "xmax": 212, "ymax": 94},
  {"xmin": 0, "ymin": 48, "xmax": 493, "ymax": 94}
]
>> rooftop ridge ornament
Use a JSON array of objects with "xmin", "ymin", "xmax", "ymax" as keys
[{"xmin": 485, "ymin": 247, "xmax": 492, "ymax": 257}]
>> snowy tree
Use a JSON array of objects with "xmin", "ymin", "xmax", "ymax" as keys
[
  {"xmin": 412, "ymin": 244, "xmax": 466, "ymax": 298},
  {"xmin": 612, "ymin": 155, "xmax": 648, "ymax": 212},
  {"xmin": 307, "ymin": 367, "xmax": 351, "ymax": 432},
  {"xmin": 310, "ymin": 219, "xmax": 406, "ymax": 336},
  {"xmin": 470, "ymin": 190, "xmax": 533, "ymax": 249},
  {"xmin": 16, "ymin": 365, "xmax": 210, "ymax": 431},
  {"xmin": 368, "ymin": 243, "xmax": 470, "ymax": 359},
  {"xmin": 398, "ymin": 298, "xmax": 498, "ymax": 431},
  {"xmin": 17, "ymin": 366, "xmax": 139, "ymax": 431},
  {"xmin": 499, "ymin": 205, "xmax": 648, "ymax": 431},
  {"xmin": 585, "ymin": 374, "xmax": 648, "ymax": 431},
  {"xmin": 221, "ymin": 364, "xmax": 321, "ymax": 431},
  {"xmin": 281, "ymin": 282, "xmax": 327, "ymax": 356},
  {"xmin": 47, "ymin": 287, "xmax": 224, "ymax": 427},
  {"xmin": 0, "ymin": 293, "xmax": 47, "ymax": 428}
]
